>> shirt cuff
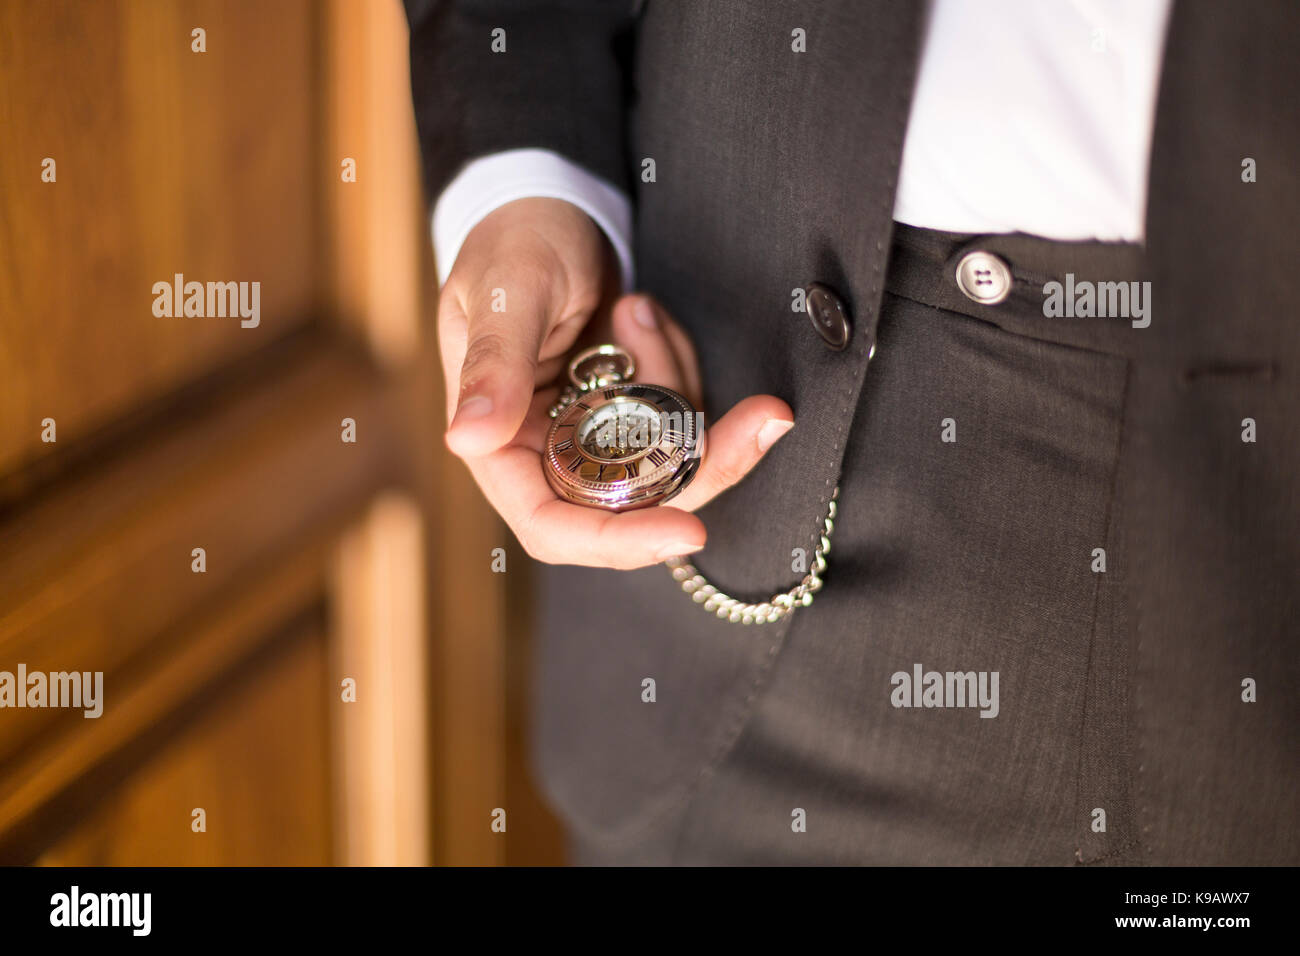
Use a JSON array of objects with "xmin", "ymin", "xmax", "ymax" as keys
[{"xmin": 431, "ymin": 148, "xmax": 635, "ymax": 292}]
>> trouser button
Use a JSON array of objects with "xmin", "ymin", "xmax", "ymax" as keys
[{"xmin": 955, "ymin": 250, "xmax": 1013, "ymax": 305}]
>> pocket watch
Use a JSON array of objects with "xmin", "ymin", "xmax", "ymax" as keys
[{"xmin": 544, "ymin": 344, "xmax": 701, "ymax": 511}]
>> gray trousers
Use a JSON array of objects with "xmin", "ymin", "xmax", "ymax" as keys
[{"xmin": 532, "ymin": 223, "xmax": 1276, "ymax": 865}]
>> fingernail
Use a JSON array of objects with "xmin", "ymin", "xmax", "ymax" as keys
[
  {"xmin": 657, "ymin": 541, "xmax": 703, "ymax": 561},
  {"xmin": 756, "ymin": 418, "xmax": 794, "ymax": 452},
  {"xmin": 452, "ymin": 394, "xmax": 493, "ymax": 427},
  {"xmin": 633, "ymin": 298, "xmax": 657, "ymax": 330}
]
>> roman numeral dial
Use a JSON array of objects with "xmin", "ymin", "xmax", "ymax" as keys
[{"xmin": 544, "ymin": 374, "xmax": 700, "ymax": 512}]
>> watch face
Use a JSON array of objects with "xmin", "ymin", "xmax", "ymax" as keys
[
  {"xmin": 544, "ymin": 383, "xmax": 700, "ymax": 511},
  {"xmin": 576, "ymin": 397, "xmax": 662, "ymax": 461}
]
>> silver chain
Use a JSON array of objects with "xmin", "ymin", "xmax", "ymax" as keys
[{"xmin": 663, "ymin": 485, "xmax": 839, "ymax": 625}]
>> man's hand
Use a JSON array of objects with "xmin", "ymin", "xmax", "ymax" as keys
[{"xmin": 438, "ymin": 197, "xmax": 793, "ymax": 569}]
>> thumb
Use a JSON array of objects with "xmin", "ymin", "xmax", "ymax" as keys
[{"xmin": 445, "ymin": 283, "xmax": 549, "ymax": 458}]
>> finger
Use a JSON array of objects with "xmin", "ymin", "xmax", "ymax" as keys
[
  {"xmin": 655, "ymin": 307, "xmax": 704, "ymax": 413},
  {"xmin": 511, "ymin": 385, "xmax": 563, "ymax": 455},
  {"xmin": 669, "ymin": 395, "xmax": 795, "ymax": 512},
  {"xmin": 443, "ymin": 275, "xmax": 552, "ymax": 458},
  {"xmin": 539, "ymin": 313, "xmax": 588, "ymax": 363},
  {"xmin": 464, "ymin": 443, "xmax": 708, "ymax": 568},
  {"xmin": 532, "ymin": 499, "xmax": 707, "ymax": 568},
  {"xmin": 533, "ymin": 353, "xmax": 567, "ymax": 388},
  {"xmin": 613, "ymin": 293, "xmax": 707, "ymax": 411},
  {"xmin": 435, "ymin": 292, "xmax": 470, "ymax": 420},
  {"xmin": 609, "ymin": 294, "xmax": 689, "ymax": 395}
]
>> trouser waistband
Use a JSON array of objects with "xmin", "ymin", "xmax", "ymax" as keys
[{"xmin": 883, "ymin": 221, "xmax": 1150, "ymax": 359}]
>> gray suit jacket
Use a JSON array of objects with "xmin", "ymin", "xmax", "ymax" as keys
[{"xmin": 406, "ymin": 0, "xmax": 1299, "ymax": 864}]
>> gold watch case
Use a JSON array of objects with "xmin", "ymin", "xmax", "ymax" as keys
[{"xmin": 543, "ymin": 381, "xmax": 701, "ymax": 511}]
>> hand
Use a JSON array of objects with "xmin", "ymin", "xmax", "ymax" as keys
[{"xmin": 438, "ymin": 197, "xmax": 794, "ymax": 569}]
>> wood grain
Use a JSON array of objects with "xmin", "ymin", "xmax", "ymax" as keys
[
  {"xmin": 330, "ymin": 492, "xmax": 430, "ymax": 866},
  {"xmin": 0, "ymin": 0, "xmax": 320, "ymax": 477},
  {"xmin": 0, "ymin": 0, "xmax": 566, "ymax": 867},
  {"xmin": 0, "ymin": 332, "xmax": 400, "ymax": 776},
  {"xmin": 34, "ymin": 612, "xmax": 333, "ymax": 866}
]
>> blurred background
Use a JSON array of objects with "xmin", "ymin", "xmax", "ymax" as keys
[{"xmin": 0, "ymin": 0, "xmax": 564, "ymax": 864}]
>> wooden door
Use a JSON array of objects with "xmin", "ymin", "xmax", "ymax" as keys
[{"xmin": 0, "ymin": 0, "xmax": 563, "ymax": 866}]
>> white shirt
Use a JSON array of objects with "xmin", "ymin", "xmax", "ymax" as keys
[{"xmin": 432, "ymin": 0, "xmax": 1173, "ymax": 288}]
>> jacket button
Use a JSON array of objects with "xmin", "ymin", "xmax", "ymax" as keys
[
  {"xmin": 806, "ymin": 282, "xmax": 852, "ymax": 350},
  {"xmin": 955, "ymin": 250, "xmax": 1013, "ymax": 305}
]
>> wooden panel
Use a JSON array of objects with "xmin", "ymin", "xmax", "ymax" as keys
[
  {"xmin": 36, "ymin": 615, "xmax": 332, "ymax": 866},
  {"xmin": 429, "ymin": 472, "xmax": 509, "ymax": 866},
  {"xmin": 325, "ymin": 0, "xmax": 423, "ymax": 367},
  {"xmin": 0, "ymin": 543, "xmax": 332, "ymax": 863},
  {"xmin": 0, "ymin": 0, "xmax": 321, "ymax": 476},
  {"xmin": 330, "ymin": 492, "xmax": 430, "ymax": 866},
  {"xmin": 0, "ymin": 333, "xmax": 402, "ymax": 775},
  {"xmin": 0, "ymin": 0, "xmax": 563, "ymax": 868},
  {"xmin": 320, "ymin": 0, "xmax": 532, "ymax": 865}
]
